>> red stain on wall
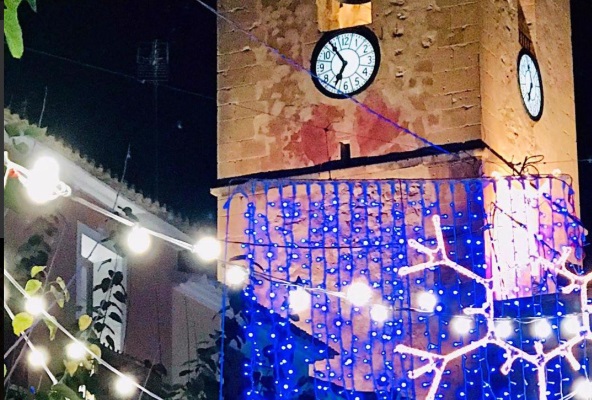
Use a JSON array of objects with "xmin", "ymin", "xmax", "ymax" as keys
[
  {"xmin": 354, "ymin": 92, "xmax": 414, "ymax": 156},
  {"xmin": 286, "ymin": 104, "xmax": 343, "ymax": 166}
]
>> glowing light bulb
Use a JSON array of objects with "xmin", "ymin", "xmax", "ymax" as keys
[
  {"xmin": 370, "ymin": 304, "xmax": 389, "ymax": 323},
  {"xmin": 28, "ymin": 348, "xmax": 48, "ymax": 368},
  {"xmin": 66, "ymin": 341, "xmax": 87, "ymax": 361},
  {"xmin": 491, "ymin": 171, "xmax": 502, "ymax": 181},
  {"xmin": 417, "ymin": 291, "xmax": 438, "ymax": 313},
  {"xmin": 561, "ymin": 315, "xmax": 581, "ymax": 337},
  {"xmin": 25, "ymin": 296, "xmax": 46, "ymax": 316},
  {"xmin": 26, "ymin": 157, "xmax": 61, "ymax": 204},
  {"xmin": 114, "ymin": 375, "xmax": 137, "ymax": 397},
  {"xmin": 226, "ymin": 265, "xmax": 248, "ymax": 287},
  {"xmin": 452, "ymin": 317, "xmax": 472, "ymax": 335},
  {"xmin": 531, "ymin": 318, "xmax": 553, "ymax": 339},
  {"xmin": 345, "ymin": 282, "xmax": 373, "ymax": 307},
  {"xmin": 193, "ymin": 236, "xmax": 221, "ymax": 262},
  {"xmin": 126, "ymin": 226, "xmax": 151, "ymax": 254},
  {"xmin": 288, "ymin": 287, "xmax": 310, "ymax": 313},
  {"xmin": 494, "ymin": 319, "xmax": 513, "ymax": 339},
  {"xmin": 573, "ymin": 378, "xmax": 592, "ymax": 400}
]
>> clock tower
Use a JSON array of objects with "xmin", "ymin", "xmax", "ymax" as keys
[
  {"xmin": 212, "ymin": 1, "xmax": 582, "ymax": 397},
  {"xmin": 214, "ymin": 0, "xmax": 578, "ymax": 192}
]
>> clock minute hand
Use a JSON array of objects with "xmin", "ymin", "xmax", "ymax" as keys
[
  {"xmin": 329, "ymin": 42, "xmax": 348, "ymax": 85},
  {"xmin": 329, "ymin": 42, "xmax": 346, "ymax": 64}
]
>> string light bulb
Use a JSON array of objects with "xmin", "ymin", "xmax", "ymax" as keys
[
  {"xmin": 25, "ymin": 296, "xmax": 46, "ymax": 316},
  {"xmin": 26, "ymin": 157, "xmax": 61, "ymax": 204},
  {"xmin": 193, "ymin": 236, "xmax": 221, "ymax": 262},
  {"xmin": 491, "ymin": 171, "xmax": 502, "ymax": 181},
  {"xmin": 561, "ymin": 315, "xmax": 581, "ymax": 337},
  {"xmin": 494, "ymin": 319, "xmax": 514, "ymax": 339},
  {"xmin": 126, "ymin": 226, "xmax": 151, "ymax": 254},
  {"xmin": 531, "ymin": 318, "xmax": 553, "ymax": 339},
  {"xmin": 370, "ymin": 304, "xmax": 389, "ymax": 323},
  {"xmin": 27, "ymin": 348, "xmax": 48, "ymax": 369},
  {"xmin": 573, "ymin": 378, "xmax": 592, "ymax": 400},
  {"xmin": 417, "ymin": 291, "xmax": 438, "ymax": 313},
  {"xmin": 114, "ymin": 374, "xmax": 137, "ymax": 397},
  {"xmin": 226, "ymin": 265, "xmax": 248, "ymax": 287},
  {"xmin": 66, "ymin": 341, "xmax": 87, "ymax": 361},
  {"xmin": 452, "ymin": 317, "xmax": 472, "ymax": 335},
  {"xmin": 345, "ymin": 281, "xmax": 373, "ymax": 307},
  {"xmin": 288, "ymin": 287, "xmax": 310, "ymax": 313}
]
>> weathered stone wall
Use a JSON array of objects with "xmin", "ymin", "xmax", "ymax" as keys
[
  {"xmin": 217, "ymin": 0, "xmax": 579, "ymax": 210},
  {"xmin": 217, "ymin": 0, "xmax": 482, "ymax": 179},
  {"xmin": 480, "ymin": 0, "xmax": 579, "ymax": 206}
]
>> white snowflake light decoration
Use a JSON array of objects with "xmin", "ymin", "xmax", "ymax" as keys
[{"xmin": 394, "ymin": 215, "xmax": 592, "ymax": 400}]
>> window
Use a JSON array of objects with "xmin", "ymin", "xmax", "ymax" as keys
[
  {"xmin": 76, "ymin": 223, "xmax": 128, "ymax": 352},
  {"xmin": 316, "ymin": 0, "xmax": 372, "ymax": 32}
]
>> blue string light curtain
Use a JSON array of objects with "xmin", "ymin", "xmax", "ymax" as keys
[{"xmin": 222, "ymin": 176, "xmax": 588, "ymax": 400}]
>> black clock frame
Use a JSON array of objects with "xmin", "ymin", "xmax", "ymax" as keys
[
  {"xmin": 517, "ymin": 48, "xmax": 544, "ymax": 121},
  {"xmin": 310, "ymin": 26, "xmax": 381, "ymax": 99}
]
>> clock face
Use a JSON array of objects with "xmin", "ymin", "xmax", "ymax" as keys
[
  {"xmin": 517, "ymin": 50, "xmax": 544, "ymax": 120},
  {"xmin": 311, "ymin": 27, "xmax": 380, "ymax": 99}
]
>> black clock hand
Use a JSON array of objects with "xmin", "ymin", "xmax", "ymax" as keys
[
  {"xmin": 329, "ymin": 41, "xmax": 346, "ymax": 65},
  {"xmin": 329, "ymin": 41, "xmax": 348, "ymax": 85}
]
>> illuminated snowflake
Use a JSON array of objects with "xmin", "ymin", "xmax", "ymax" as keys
[{"xmin": 394, "ymin": 215, "xmax": 592, "ymax": 400}]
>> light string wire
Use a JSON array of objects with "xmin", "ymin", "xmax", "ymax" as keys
[
  {"xmin": 192, "ymin": 0, "xmax": 451, "ymax": 156},
  {"xmin": 3, "ymin": 269, "xmax": 165, "ymax": 400},
  {"xmin": 3, "ymin": 301, "xmax": 58, "ymax": 385},
  {"xmin": 4, "ymin": 152, "xmax": 591, "ymax": 398},
  {"xmin": 3, "ymin": 153, "xmax": 164, "ymax": 400},
  {"xmin": 202, "ymin": 0, "xmax": 586, "ymax": 234},
  {"xmin": 18, "ymin": 47, "xmax": 592, "ymax": 166},
  {"xmin": 4, "ymin": 154, "xmax": 589, "ymax": 323}
]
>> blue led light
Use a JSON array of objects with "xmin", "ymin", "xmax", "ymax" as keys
[{"xmin": 225, "ymin": 177, "xmax": 587, "ymax": 400}]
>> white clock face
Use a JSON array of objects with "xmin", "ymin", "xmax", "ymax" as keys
[
  {"xmin": 312, "ymin": 29, "xmax": 380, "ymax": 98},
  {"xmin": 518, "ymin": 52, "xmax": 543, "ymax": 120}
]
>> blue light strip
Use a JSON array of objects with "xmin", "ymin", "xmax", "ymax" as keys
[{"xmin": 225, "ymin": 177, "xmax": 587, "ymax": 400}]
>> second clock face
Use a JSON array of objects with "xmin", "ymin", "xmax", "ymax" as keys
[
  {"xmin": 311, "ymin": 27, "xmax": 380, "ymax": 99},
  {"xmin": 517, "ymin": 50, "xmax": 544, "ymax": 121}
]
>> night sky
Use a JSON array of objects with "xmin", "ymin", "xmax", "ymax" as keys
[{"xmin": 4, "ymin": 0, "xmax": 592, "ymax": 244}]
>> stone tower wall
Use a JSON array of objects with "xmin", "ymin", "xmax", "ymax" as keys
[{"xmin": 217, "ymin": 0, "xmax": 482, "ymax": 179}]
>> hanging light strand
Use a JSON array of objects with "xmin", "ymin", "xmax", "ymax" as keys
[{"xmin": 3, "ymin": 269, "xmax": 165, "ymax": 400}]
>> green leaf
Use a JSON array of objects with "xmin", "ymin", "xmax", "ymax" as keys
[
  {"xmin": 108, "ymin": 312, "xmax": 122, "ymax": 323},
  {"xmin": 4, "ymin": 6, "xmax": 24, "ymax": 59},
  {"xmin": 44, "ymin": 317, "xmax": 57, "ymax": 340},
  {"xmin": 78, "ymin": 314, "xmax": 92, "ymax": 331},
  {"xmin": 88, "ymin": 343, "xmax": 101, "ymax": 358},
  {"xmin": 25, "ymin": 0, "xmax": 36, "ymax": 12},
  {"xmin": 112, "ymin": 291, "xmax": 126, "ymax": 303},
  {"xmin": 30, "ymin": 265, "xmax": 46, "ymax": 278},
  {"xmin": 5, "ymin": 0, "xmax": 23, "ymax": 9},
  {"xmin": 50, "ymin": 285, "xmax": 65, "ymax": 308},
  {"xmin": 12, "ymin": 312, "xmax": 34, "ymax": 335},
  {"xmin": 24, "ymin": 279, "xmax": 42, "ymax": 296},
  {"xmin": 105, "ymin": 335, "xmax": 115, "ymax": 350},
  {"xmin": 63, "ymin": 360, "xmax": 78, "ymax": 376}
]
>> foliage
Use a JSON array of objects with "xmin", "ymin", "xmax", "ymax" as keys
[
  {"xmin": 91, "ymin": 268, "xmax": 127, "ymax": 351},
  {"xmin": 4, "ymin": 0, "xmax": 36, "ymax": 59},
  {"xmin": 4, "ymin": 217, "xmax": 136, "ymax": 399}
]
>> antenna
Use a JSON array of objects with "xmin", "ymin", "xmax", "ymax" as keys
[{"xmin": 136, "ymin": 40, "xmax": 170, "ymax": 199}]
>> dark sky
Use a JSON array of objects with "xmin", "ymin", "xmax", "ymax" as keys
[{"xmin": 4, "ymin": 0, "xmax": 592, "ymax": 240}]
